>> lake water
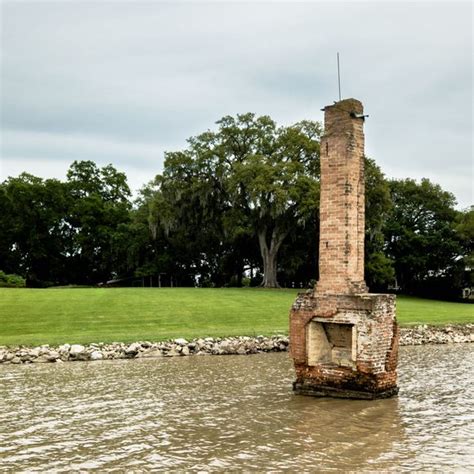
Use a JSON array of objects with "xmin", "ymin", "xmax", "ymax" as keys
[{"xmin": 0, "ymin": 344, "xmax": 473, "ymax": 471}]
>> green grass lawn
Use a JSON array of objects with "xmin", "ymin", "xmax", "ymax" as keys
[{"xmin": 0, "ymin": 288, "xmax": 472, "ymax": 346}]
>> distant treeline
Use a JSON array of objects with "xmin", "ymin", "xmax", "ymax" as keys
[{"xmin": 0, "ymin": 113, "xmax": 472, "ymax": 299}]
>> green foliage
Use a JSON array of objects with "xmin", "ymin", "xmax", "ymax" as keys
[
  {"xmin": 0, "ymin": 173, "xmax": 70, "ymax": 286},
  {"xmin": 365, "ymin": 252, "xmax": 395, "ymax": 289},
  {"xmin": 0, "ymin": 161, "xmax": 132, "ymax": 286},
  {"xmin": 385, "ymin": 178, "xmax": 463, "ymax": 298},
  {"xmin": 455, "ymin": 207, "xmax": 474, "ymax": 283},
  {"xmin": 66, "ymin": 160, "xmax": 132, "ymax": 284},
  {"xmin": 0, "ymin": 117, "xmax": 469, "ymax": 298},
  {"xmin": 364, "ymin": 158, "xmax": 395, "ymax": 290},
  {"xmin": 144, "ymin": 113, "xmax": 322, "ymax": 288},
  {"xmin": 0, "ymin": 270, "xmax": 26, "ymax": 287}
]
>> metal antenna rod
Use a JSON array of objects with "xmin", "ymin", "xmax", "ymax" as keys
[{"xmin": 337, "ymin": 52, "xmax": 342, "ymax": 101}]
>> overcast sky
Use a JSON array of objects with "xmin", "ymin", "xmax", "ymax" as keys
[{"xmin": 1, "ymin": 1, "xmax": 472, "ymax": 208}]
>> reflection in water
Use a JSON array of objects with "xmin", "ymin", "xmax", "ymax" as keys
[{"xmin": 0, "ymin": 345, "xmax": 472, "ymax": 471}]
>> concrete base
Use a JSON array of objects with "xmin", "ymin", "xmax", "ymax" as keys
[{"xmin": 293, "ymin": 381, "xmax": 399, "ymax": 400}]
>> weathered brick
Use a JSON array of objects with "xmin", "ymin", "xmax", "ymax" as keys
[{"xmin": 289, "ymin": 99, "xmax": 399, "ymax": 399}]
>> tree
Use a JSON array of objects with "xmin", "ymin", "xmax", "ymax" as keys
[
  {"xmin": 276, "ymin": 213, "xmax": 319, "ymax": 288},
  {"xmin": 0, "ymin": 162, "xmax": 133, "ymax": 286},
  {"xmin": 454, "ymin": 206, "xmax": 474, "ymax": 289},
  {"xmin": 364, "ymin": 158, "xmax": 395, "ymax": 290},
  {"xmin": 66, "ymin": 160, "xmax": 132, "ymax": 284},
  {"xmin": 150, "ymin": 113, "xmax": 322, "ymax": 287},
  {"xmin": 384, "ymin": 178, "xmax": 462, "ymax": 296},
  {"xmin": 0, "ymin": 173, "xmax": 70, "ymax": 286},
  {"xmin": 133, "ymin": 181, "xmax": 215, "ymax": 286}
]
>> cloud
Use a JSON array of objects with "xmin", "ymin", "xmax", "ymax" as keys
[
  {"xmin": 1, "ymin": 1, "xmax": 472, "ymax": 206},
  {"xmin": 0, "ymin": 128, "xmax": 172, "ymax": 193},
  {"xmin": 1, "ymin": 129, "xmax": 164, "ymax": 166}
]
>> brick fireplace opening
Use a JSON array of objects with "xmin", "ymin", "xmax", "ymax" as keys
[
  {"xmin": 289, "ymin": 98, "xmax": 399, "ymax": 400},
  {"xmin": 307, "ymin": 322, "xmax": 355, "ymax": 368}
]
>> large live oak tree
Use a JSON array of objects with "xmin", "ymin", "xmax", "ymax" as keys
[{"xmin": 149, "ymin": 113, "xmax": 322, "ymax": 288}]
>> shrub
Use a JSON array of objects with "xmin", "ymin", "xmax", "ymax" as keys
[{"xmin": 0, "ymin": 270, "xmax": 26, "ymax": 288}]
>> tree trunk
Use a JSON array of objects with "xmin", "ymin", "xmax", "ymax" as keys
[
  {"xmin": 261, "ymin": 249, "xmax": 279, "ymax": 288},
  {"xmin": 258, "ymin": 225, "xmax": 288, "ymax": 288}
]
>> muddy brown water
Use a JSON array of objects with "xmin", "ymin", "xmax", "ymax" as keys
[{"xmin": 0, "ymin": 344, "xmax": 473, "ymax": 471}]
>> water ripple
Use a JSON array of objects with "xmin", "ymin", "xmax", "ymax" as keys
[{"xmin": 0, "ymin": 344, "xmax": 473, "ymax": 471}]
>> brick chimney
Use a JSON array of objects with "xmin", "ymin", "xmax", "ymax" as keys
[
  {"xmin": 289, "ymin": 98, "xmax": 399, "ymax": 400},
  {"xmin": 316, "ymin": 99, "xmax": 367, "ymax": 295}
]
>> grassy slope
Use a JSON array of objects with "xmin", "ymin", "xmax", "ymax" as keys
[{"xmin": 0, "ymin": 288, "xmax": 472, "ymax": 346}]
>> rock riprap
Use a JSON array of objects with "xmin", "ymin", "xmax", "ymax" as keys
[{"xmin": 0, "ymin": 325, "xmax": 472, "ymax": 365}]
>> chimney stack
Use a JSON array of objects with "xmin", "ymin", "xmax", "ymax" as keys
[
  {"xmin": 316, "ymin": 99, "xmax": 367, "ymax": 295},
  {"xmin": 289, "ymin": 99, "xmax": 399, "ymax": 400}
]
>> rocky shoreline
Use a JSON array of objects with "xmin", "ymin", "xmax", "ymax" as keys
[{"xmin": 0, "ymin": 324, "xmax": 472, "ymax": 365}]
